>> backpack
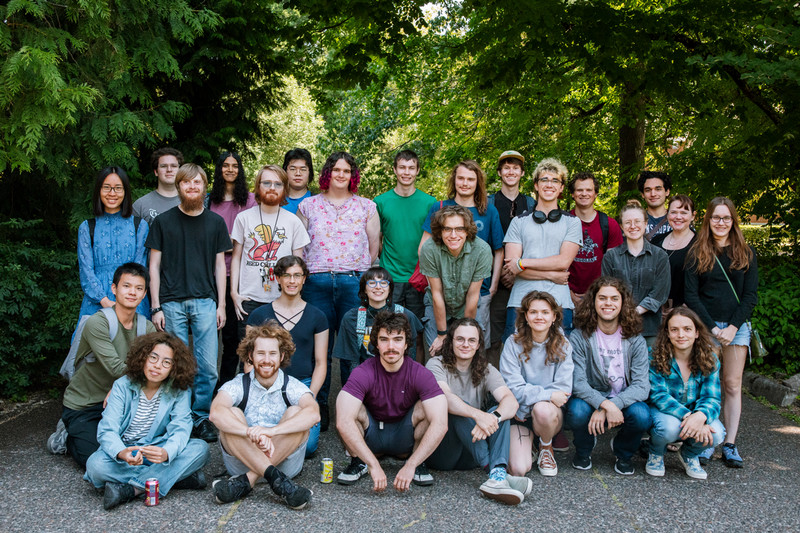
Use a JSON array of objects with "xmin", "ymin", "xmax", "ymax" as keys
[
  {"xmin": 598, "ymin": 211, "xmax": 610, "ymax": 253},
  {"xmin": 59, "ymin": 307, "xmax": 147, "ymax": 381},
  {"xmin": 236, "ymin": 371, "xmax": 291, "ymax": 413}
]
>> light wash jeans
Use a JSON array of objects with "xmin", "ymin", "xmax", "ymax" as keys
[
  {"xmin": 84, "ymin": 439, "xmax": 209, "ymax": 496},
  {"xmin": 648, "ymin": 407, "xmax": 726, "ymax": 459},
  {"xmin": 162, "ymin": 298, "xmax": 218, "ymax": 423}
]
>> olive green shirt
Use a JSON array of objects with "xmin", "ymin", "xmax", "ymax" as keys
[{"xmin": 419, "ymin": 238, "xmax": 492, "ymax": 318}]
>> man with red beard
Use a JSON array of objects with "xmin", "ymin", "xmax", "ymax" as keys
[
  {"xmin": 210, "ymin": 322, "xmax": 318, "ymax": 509},
  {"xmin": 230, "ymin": 165, "xmax": 310, "ymax": 343},
  {"xmin": 146, "ymin": 163, "xmax": 232, "ymax": 443}
]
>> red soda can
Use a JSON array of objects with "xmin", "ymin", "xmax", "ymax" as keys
[{"xmin": 145, "ymin": 478, "xmax": 159, "ymax": 506}]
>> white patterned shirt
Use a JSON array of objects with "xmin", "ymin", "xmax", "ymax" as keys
[{"xmin": 219, "ymin": 369, "xmax": 311, "ymax": 427}]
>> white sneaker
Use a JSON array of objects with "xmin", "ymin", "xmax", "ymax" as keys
[
  {"xmin": 479, "ymin": 475, "xmax": 523, "ymax": 505},
  {"xmin": 537, "ymin": 446, "xmax": 558, "ymax": 476}
]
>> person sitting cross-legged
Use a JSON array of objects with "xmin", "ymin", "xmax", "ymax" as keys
[
  {"xmin": 646, "ymin": 306, "xmax": 725, "ymax": 480},
  {"xmin": 84, "ymin": 332, "xmax": 209, "ymax": 510},
  {"xmin": 336, "ymin": 311, "xmax": 448, "ymax": 492},
  {"xmin": 209, "ymin": 322, "xmax": 319, "ymax": 509},
  {"xmin": 425, "ymin": 318, "xmax": 532, "ymax": 505}
]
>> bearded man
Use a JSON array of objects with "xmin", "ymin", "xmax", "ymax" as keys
[
  {"xmin": 210, "ymin": 322, "xmax": 318, "ymax": 509},
  {"xmin": 146, "ymin": 163, "xmax": 232, "ymax": 442},
  {"xmin": 229, "ymin": 165, "xmax": 310, "ymax": 342}
]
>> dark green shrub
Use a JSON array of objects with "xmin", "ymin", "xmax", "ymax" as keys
[{"xmin": 0, "ymin": 219, "xmax": 80, "ymax": 399}]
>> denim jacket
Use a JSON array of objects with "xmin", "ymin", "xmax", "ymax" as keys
[{"xmin": 97, "ymin": 375, "xmax": 192, "ymax": 465}]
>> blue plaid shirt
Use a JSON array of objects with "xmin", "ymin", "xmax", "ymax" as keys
[{"xmin": 648, "ymin": 356, "xmax": 721, "ymax": 423}]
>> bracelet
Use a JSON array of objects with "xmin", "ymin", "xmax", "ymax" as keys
[
  {"xmin": 150, "ymin": 307, "xmax": 162, "ymax": 315},
  {"xmin": 517, "ymin": 259, "xmax": 525, "ymax": 271},
  {"xmin": 437, "ymin": 329, "xmax": 447, "ymax": 336}
]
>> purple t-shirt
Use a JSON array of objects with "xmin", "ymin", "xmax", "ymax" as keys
[
  {"xmin": 341, "ymin": 356, "xmax": 443, "ymax": 423},
  {"xmin": 210, "ymin": 193, "xmax": 257, "ymax": 274}
]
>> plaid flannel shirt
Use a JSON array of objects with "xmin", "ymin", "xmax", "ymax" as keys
[{"xmin": 648, "ymin": 356, "xmax": 721, "ymax": 423}]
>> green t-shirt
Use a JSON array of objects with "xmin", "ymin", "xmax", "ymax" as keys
[{"xmin": 374, "ymin": 188, "xmax": 436, "ymax": 282}]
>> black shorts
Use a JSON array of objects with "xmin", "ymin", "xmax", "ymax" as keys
[{"xmin": 364, "ymin": 408, "xmax": 415, "ymax": 457}]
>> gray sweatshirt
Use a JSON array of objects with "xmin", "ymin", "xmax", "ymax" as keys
[{"xmin": 499, "ymin": 335, "xmax": 574, "ymax": 420}]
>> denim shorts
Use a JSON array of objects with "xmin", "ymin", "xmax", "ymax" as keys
[{"xmin": 714, "ymin": 321, "xmax": 751, "ymax": 347}]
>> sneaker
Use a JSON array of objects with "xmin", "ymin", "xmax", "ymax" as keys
[
  {"xmin": 678, "ymin": 452, "xmax": 708, "ymax": 480},
  {"xmin": 552, "ymin": 430, "xmax": 570, "ymax": 452},
  {"xmin": 103, "ymin": 482, "xmax": 137, "ymax": 510},
  {"xmin": 192, "ymin": 419, "xmax": 218, "ymax": 443},
  {"xmin": 721, "ymin": 443, "xmax": 743, "ymax": 468},
  {"xmin": 47, "ymin": 419, "xmax": 68, "ymax": 455},
  {"xmin": 173, "ymin": 470, "xmax": 207, "ymax": 491},
  {"xmin": 506, "ymin": 474, "xmax": 533, "ymax": 497},
  {"xmin": 645, "ymin": 453, "xmax": 665, "ymax": 477},
  {"xmin": 270, "ymin": 469, "xmax": 313, "ymax": 509},
  {"xmin": 537, "ymin": 447, "xmax": 558, "ymax": 476},
  {"xmin": 212, "ymin": 474, "xmax": 252, "ymax": 504},
  {"xmin": 479, "ymin": 468, "xmax": 523, "ymax": 505},
  {"xmin": 412, "ymin": 462, "xmax": 434, "ymax": 486},
  {"xmin": 698, "ymin": 446, "xmax": 714, "ymax": 466},
  {"xmin": 337, "ymin": 457, "xmax": 368, "ymax": 485},
  {"xmin": 571, "ymin": 454, "xmax": 592, "ymax": 470},
  {"xmin": 614, "ymin": 458, "xmax": 635, "ymax": 476}
]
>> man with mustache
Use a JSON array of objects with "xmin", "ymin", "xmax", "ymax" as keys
[
  {"xmin": 210, "ymin": 322, "xmax": 318, "ymax": 509},
  {"xmin": 146, "ymin": 163, "xmax": 232, "ymax": 443},
  {"xmin": 336, "ymin": 311, "xmax": 448, "ymax": 491}
]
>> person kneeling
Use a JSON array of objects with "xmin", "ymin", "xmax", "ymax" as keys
[
  {"xmin": 336, "ymin": 311, "xmax": 448, "ymax": 492},
  {"xmin": 84, "ymin": 332, "xmax": 209, "ymax": 510},
  {"xmin": 426, "ymin": 318, "xmax": 532, "ymax": 504},
  {"xmin": 209, "ymin": 322, "xmax": 319, "ymax": 509},
  {"xmin": 646, "ymin": 307, "xmax": 725, "ymax": 480}
]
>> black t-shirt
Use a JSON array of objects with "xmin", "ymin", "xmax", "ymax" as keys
[
  {"xmin": 493, "ymin": 192, "xmax": 534, "ymax": 234},
  {"xmin": 246, "ymin": 303, "xmax": 329, "ymax": 381},
  {"xmin": 651, "ymin": 231, "xmax": 696, "ymax": 307},
  {"xmin": 146, "ymin": 207, "xmax": 232, "ymax": 303}
]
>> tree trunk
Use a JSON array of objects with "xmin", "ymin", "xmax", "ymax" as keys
[{"xmin": 617, "ymin": 83, "xmax": 646, "ymax": 200}]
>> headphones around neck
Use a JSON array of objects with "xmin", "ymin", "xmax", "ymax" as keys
[{"xmin": 532, "ymin": 209, "xmax": 565, "ymax": 224}]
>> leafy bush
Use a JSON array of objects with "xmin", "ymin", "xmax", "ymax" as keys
[
  {"xmin": 750, "ymin": 256, "xmax": 800, "ymax": 375},
  {"xmin": 0, "ymin": 219, "xmax": 80, "ymax": 399}
]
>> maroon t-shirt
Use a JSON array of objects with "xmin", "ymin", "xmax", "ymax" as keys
[
  {"xmin": 341, "ymin": 356, "xmax": 443, "ymax": 423},
  {"xmin": 568, "ymin": 210, "xmax": 624, "ymax": 294}
]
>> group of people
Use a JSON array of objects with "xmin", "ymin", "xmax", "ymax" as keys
[{"xmin": 53, "ymin": 145, "xmax": 758, "ymax": 510}]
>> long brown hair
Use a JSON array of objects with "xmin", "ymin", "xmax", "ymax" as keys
[
  {"xmin": 652, "ymin": 306, "xmax": 718, "ymax": 376},
  {"xmin": 447, "ymin": 160, "xmax": 488, "ymax": 215},
  {"xmin": 687, "ymin": 196, "xmax": 753, "ymax": 274},
  {"xmin": 126, "ymin": 332, "xmax": 196, "ymax": 390},
  {"xmin": 574, "ymin": 277, "xmax": 643, "ymax": 339},
  {"xmin": 439, "ymin": 318, "xmax": 489, "ymax": 387},
  {"xmin": 513, "ymin": 291, "xmax": 568, "ymax": 365}
]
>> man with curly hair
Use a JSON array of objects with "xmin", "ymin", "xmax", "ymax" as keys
[
  {"xmin": 209, "ymin": 322, "xmax": 319, "ymax": 509},
  {"xmin": 425, "ymin": 318, "xmax": 531, "ymax": 505},
  {"xmin": 566, "ymin": 276, "xmax": 651, "ymax": 475}
]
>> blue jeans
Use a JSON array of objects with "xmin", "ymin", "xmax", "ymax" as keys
[
  {"xmin": 84, "ymin": 439, "xmax": 209, "ymax": 496},
  {"xmin": 162, "ymin": 298, "xmax": 218, "ymax": 423},
  {"xmin": 503, "ymin": 307, "xmax": 573, "ymax": 342},
  {"xmin": 648, "ymin": 407, "xmax": 726, "ymax": 458},
  {"xmin": 426, "ymin": 410, "xmax": 510, "ymax": 472},
  {"xmin": 300, "ymin": 377, "xmax": 320, "ymax": 457},
  {"xmin": 302, "ymin": 271, "xmax": 362, "ymax": 405},
  {"xmin": 566, "ymin": 397, "xmax": 651, "ymax": 461}
]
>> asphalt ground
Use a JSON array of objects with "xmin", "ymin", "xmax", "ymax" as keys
[{"xmin": 2, "ymin": 367, "xmax": 799, "ymax": 533}]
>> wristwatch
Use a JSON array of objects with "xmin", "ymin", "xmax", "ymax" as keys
[
  {"xmin": 493, "ymin": 411, "xmax": 502, "ymax": 420},
  {"xmin": 150, "ymin": 307, "xmax": 162, "ymax": 315}
]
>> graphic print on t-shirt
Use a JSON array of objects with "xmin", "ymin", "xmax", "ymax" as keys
[
  {"xmin": 575, "ymin": 229, "xmax": 599, "ymax": 264},
  {"xmin": 245, "ymin": 223, "xmax": 287, "ymax": 287}
]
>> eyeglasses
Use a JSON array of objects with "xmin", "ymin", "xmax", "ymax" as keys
[
  {"xmin": 536, "ymin": 177, "xmax": 562, "ymax": 185},
  {"xmin": 442, "ymin": 226, "xmax": 467, "ymax": 235},
  {"xmin": 288, "ymin": 166, "xmax": 308, "ymax": 174},
  {"xmin": 366, "ymin": 279, "xmax": 390, "ymax": 288},
  {"xmin": 101, "ymin": 185, "xmax": 124, "ymax": 194},
  {"xmin": 711, "ymin": 215, "xmax": 733, "ymax": 224},
  {"xmin": 454, "ymin": 336, "xmax": 479, "ymax": 347},
  {"xmin": 280, "ymin": 273, "xmax": 305, "ymax": 280},
  {"xmin": 260, "ymin": 180, "xmax": 284, "ymax": 189},
  {"xmin": 622, "ymin": 220, "xmax": 644, "ymax": 228},
  {"xmin": 147, "ymin": 353, "xmax": 173, "ymax": 369}
]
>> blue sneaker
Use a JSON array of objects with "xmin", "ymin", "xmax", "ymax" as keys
[
  {"xmin": 698, "ymin": 446, "xmax": 714, "ymax": 466},
  {"xmin": 678, "ymin": 451, "xmax": 708, "ymax": 480},
  {"xmin": 722, "ymin": 443, "xmax": 743, "ymax": 468},
  {"xmin": 645, "ymin": 453, "xmax": 665, "ymax": 477}
]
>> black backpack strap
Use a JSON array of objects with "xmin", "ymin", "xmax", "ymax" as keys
[
  {"xmin": 281, "ymin": 371, "xmax": 290, "ymax": 408},
  {"xmin": 237, "ymin": 372, "xmax": 251, "ymax": 412},
  {"xmin": 599, "ymin": 212, "xmax": 609, "ymax": 252},
  {"xmin": 88, "ymin": 218, "xmax": 97, "ymax": 248}
]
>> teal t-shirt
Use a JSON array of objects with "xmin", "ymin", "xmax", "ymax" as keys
[{"xmin": 374, "ymin": 188, "xmax": 436, "ymax": 282}]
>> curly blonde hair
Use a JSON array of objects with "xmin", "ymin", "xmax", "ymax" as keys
[{"xmin": 237, "ymin": 321, "xmax": 295, "ymax": 368}]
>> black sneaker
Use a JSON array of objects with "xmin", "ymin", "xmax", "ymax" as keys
[
  {"xmin": 412, "ymin": 462, "xmax": 434, "ymax": 486},
  {"xmin": 212, "ymin": 474, "xmax": 252, "ymax": 504},
  {"xmin": 337, "ymin": 457, "xmax": 369, "ymax": 485},
  {"xmin": 614, "ymin": 458, "xmax": 635, "ymax": 475},
  {"xmin": 270, "ymin": 469, "xmax": 313, "ymax": 509},
  {"xmin": 173, "ymin": 470, "xmax": 207, "ymax": 491},
  {"xmin": 103, "ymin": 482, "xmax": 137, "ymax": 510},
  {"xmin": 571, "ymin": 454, "xmax": 592, "ymax": 470},
  {"xmin": 193, "ymin": 419, "xmax": 218, "ymax": 443}
]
